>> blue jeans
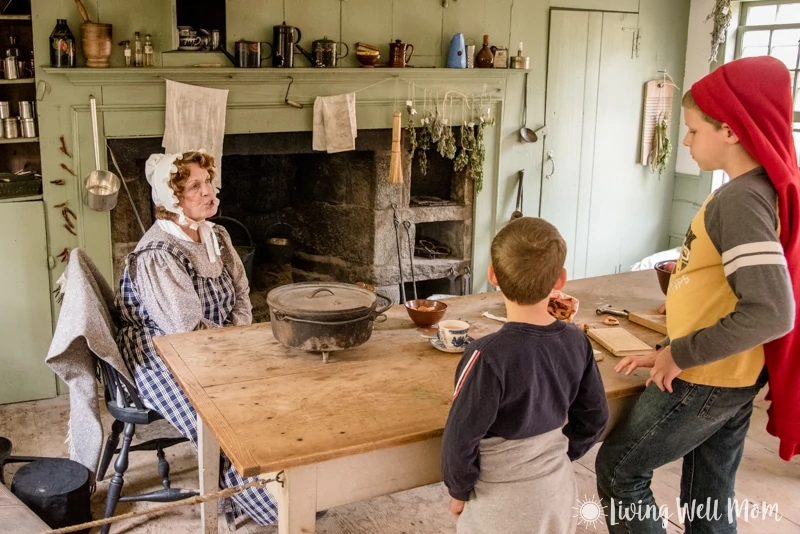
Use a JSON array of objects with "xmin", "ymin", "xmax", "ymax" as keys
[{"xmin": 596, "ymin": 368, "xmax": 768, "ymax": 534}]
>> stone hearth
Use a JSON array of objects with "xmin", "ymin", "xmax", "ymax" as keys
[{"xmin": 108, "ymin": 130, "xmax": 472, "ymax": 322}]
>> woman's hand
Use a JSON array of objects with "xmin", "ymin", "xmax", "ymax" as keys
[
  {"xmin": 646, "ymin": 345, "xmax": 683, "ymax": 393},
  {"xmin": 614, "ymin": 353, "xmax": 657, "ymax": 375},
  {"xmin": 450, "ymin": 498, "xmax": 465, "ymax": 516}
]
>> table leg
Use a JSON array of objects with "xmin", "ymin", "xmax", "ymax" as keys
[
  {"xmin": 267, "ymin": 464, "xmax": 318, "ymax": 534},
  {"xmin": 198, "ymin": 416, "xmax": 220, "ymax": 534}
]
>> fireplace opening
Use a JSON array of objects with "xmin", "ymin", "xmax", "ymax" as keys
[
  {"xmin": 409, "ymin": 126, "xmax": 462, "ymax": 207},
  {"xmin": 107, "ymin": 129, "xmax": 472, "ymax": 322}
]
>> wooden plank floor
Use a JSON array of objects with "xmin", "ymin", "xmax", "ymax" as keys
[{"xmin": 1, "ymin": 394, "xmax": 798, "ymax": 533}]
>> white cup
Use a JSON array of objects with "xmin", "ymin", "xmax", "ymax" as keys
[{"xmin": 437, "ymin": 320, "xmax": 470, "ymax": 350}]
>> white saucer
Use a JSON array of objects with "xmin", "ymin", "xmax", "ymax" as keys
[
  {"xmin": 178, "ymin": 46, "xmax": 203, "ymax": 51},
  {"xmin": 430, "ymin": 335, "xmax": 475, "ymax": 353}
]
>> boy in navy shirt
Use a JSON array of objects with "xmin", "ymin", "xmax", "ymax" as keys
[{"xmin": 442, "ymin": 217, "xmax": 608, "ymax": 534}]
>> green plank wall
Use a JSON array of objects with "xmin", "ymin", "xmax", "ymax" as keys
[{"xmin": 29, "ymin": 0, "xmax": 690, "ymax": 300}]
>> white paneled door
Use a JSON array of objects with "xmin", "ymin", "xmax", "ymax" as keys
[
  {"xmin": 540, "ymin": 9, "xmax": 641, "ymax": 279},
  {"xmin": 0, "ymin": 200, "xmax": 56, "ymax": 404}
]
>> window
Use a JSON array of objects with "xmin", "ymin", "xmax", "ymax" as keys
[{"xmin": 736, "ymin": 1, "xmax": 800, "ymax": 164}]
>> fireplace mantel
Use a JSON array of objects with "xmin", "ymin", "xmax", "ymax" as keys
[{"xmin": 41, "ymin": 67, "xmax": 528, "ymax": 87}]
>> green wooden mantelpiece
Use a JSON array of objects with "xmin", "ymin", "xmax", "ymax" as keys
[{"xmin": 40, "ymin": 67, "xmax": 529, "ymax": 86}]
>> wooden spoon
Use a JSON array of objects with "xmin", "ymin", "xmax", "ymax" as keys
[{"xmin": 74, "ymin": 0, "xmax": 92, "ymax": 23}]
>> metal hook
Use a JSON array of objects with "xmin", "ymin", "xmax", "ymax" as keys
[{"xmin": 284, "ymin": 76, "xmax": 303, "ymax": 109}]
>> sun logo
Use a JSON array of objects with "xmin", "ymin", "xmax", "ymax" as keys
[{"xmin": 574, "ymin": 494, "xmax": 605, "ymax": 528}]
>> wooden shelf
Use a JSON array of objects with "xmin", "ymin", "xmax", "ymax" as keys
[
  {"xmin": 0, "ymin": 15, "xmax": 32, "ymax": 21},
  {"xmin": 40, "ymin": 66, "xmax": 529, "ymax": 86},
  {"xmin": 0, "ymin": 78, "xmax": 35, "ymax": 85},
  {"xmin": 0, "ymin": 194, "xmax": 41, "ymax": 204},
  {"xmin": 0, "ymin": 137, "xmax": 38, "ymax": 144}
]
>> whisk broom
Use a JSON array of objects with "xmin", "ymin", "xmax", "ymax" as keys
[{"xmin": 389, "ymin": 111, "xmax": 404, "ymax": 184}]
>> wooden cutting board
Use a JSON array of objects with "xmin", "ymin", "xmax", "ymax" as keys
[
  {"xmin": 628, "ymin": 311, "xmax": 667, "ymax": 335},
  {"xmin": 588, "ymin": 327, "xmax": 653, "ymax": 357}
]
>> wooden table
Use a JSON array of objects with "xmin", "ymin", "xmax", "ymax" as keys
[{"xmin": 154, "ymin": 270, "xmax": 666, "ymax": 534}]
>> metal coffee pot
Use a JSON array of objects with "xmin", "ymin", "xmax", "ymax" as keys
[
  {"xmin": 272, "ymin": 22, "xmax": 301, "ymax": 68},
  {"xmin": 219, "ymin": 39, "xmax": 273, "ymax": 68},
  {"xmin": 296, "ymin": 36, "xmax": 349, "ymax": 68}
]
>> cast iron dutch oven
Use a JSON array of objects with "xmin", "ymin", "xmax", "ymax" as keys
[{"xmin": 267, "ymin": 282, "xmax": 392, "ymax": 359}]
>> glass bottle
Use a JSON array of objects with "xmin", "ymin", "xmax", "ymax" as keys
[
  {"xmin": 6, "ymin": 35, "xmax": 20, "ymax": 59},
  {"xmin": 49, "ymin": 20, "xmax": 76, "ymax": 68},
  {"xmin": 120, "ymin": 40, "xmax": 131, "ymax": 67},
  {"xmin": 475, "ymin": 34, "xmax": 494, "ymax": 69},
  {"xmin": 133, "ymin": 32, "xmax": 143, "ymax": 67},
  {"xmin": 144, "ymin": 34, "xmax": 155, "ymax": 67}
]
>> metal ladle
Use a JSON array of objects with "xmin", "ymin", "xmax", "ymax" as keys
[
  {"xmin": 511, "ymin": 169, "xmax": 524, "ymax": 220},
  {"xmin": 519, "ymin": 72, "xmax": 538, "ymax": 143},
  {"xmin": 83, "ymin": 95, "xmax": 121, "ymax": 212}
]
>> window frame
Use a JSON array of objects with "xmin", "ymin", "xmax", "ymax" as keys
[{"xmin": 735, "ymin": 0, "xmax": 800, "ymax": 122}]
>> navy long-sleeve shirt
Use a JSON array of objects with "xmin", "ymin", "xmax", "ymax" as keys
[{"xmin": 441, "ymin": 321, "xmax": 609, "ymax": 501}]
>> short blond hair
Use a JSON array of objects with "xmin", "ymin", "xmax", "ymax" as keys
[
  {"xmin": 154, "ymin": 151, "xmax": 216, "ymax": 221},
  {"xmin": 682, "ymin": 90, "xmax": 723, "ymax": 130},
  {"xmin": 490, "ymin": 217, "xmax": 566, "ymax": 304}
]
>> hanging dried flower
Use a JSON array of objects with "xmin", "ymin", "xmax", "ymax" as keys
[{"xmin": 707, "ymin": 0, "xmax": 732, "ymax": 63}]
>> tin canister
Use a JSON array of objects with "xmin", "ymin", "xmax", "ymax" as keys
[
  {"xmin": 0, "ymin": 101, "xmax": 9, "ymax": 119},
  {"xmin": 19, "ymin": 118, "xmax": 36, "ymax": 138},
  {"xmin": 18, "ymin": 101, "xmax": 35, "ymax": 119},
  {"xmin": 3, "ymin": 117, "xmax": 20, "ymax": 138},
  {"xmin": 510, "ymin": 54, "xmax": 530, "ymax": 69},
  {"xmin": 466, "ymin": 44, "xmax": 475, "ymax": 68}
]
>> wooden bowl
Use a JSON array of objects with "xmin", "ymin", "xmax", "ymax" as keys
[
  {"xmin": 404, "ymin": 299, "xmax": 448, "ymax": 327},
  {"xmin": 356, "ymin": 53, "xmax": 380, "ymax": 67},
  {"xmin": 654, "ymin": 260, "xmax": 676, "ymax": 296}
]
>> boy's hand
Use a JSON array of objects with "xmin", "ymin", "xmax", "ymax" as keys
[
  {"xmin": 646, "ymin": 345, "xmax": 683, "ymax": 393},
  {"xmin": 614, "ymin": 353, "xmax": 657, "ymax": 375},
  {"xmin": 450, "ymin": 498, "xmax": 465, "ymax": 516}
]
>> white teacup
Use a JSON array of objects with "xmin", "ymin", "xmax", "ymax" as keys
[{"xmin": 438, "ymin": 320, "xmax": 470, "ymax": 350}]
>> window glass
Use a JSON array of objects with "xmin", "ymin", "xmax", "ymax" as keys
[
  {"xmin": 777, "ymin": 3, "xmax": 800, "ymax": 23},
  {"xmin": 746, "ymin": 4, "xmax": 778, "ymax": 25}
]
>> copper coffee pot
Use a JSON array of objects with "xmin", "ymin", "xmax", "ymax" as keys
[{"xmin": 388, "ymin": 39, "xmax": 414, "ymax": 68}]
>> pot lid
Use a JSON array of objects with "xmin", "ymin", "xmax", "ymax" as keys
[
  {"xmin": 267, "ymin": 282, "xmax": 376, "ymax": 314},
  {"xmin": 314, "ymin": 36, "xmax": 335, "ymax": 44}
]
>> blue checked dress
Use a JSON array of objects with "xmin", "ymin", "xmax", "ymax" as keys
[{"xmin": 116, "ymin": 237, "xmax": 278, "ymax": 526}]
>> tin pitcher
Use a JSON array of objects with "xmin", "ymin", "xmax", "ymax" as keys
[{"xmin": 388, "ymin": 39, "xmax": 414, "ymax": 68}]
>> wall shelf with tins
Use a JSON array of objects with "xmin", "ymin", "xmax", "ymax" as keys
[
  {"xmin": 0, "ymin": 137, "xmax": 39, "ymax": 144},
  {"xmin": 0, "ymin": 78, "xmax": 34, "ymax": 84}
]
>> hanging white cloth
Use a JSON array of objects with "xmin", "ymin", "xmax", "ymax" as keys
[
  {"xmin": 163, "ymin": 80, "xmax": 228, "ymax": 187},
  {"xmin": 313, "ymin": 93, "xmax": 357, "ymax": 153}
]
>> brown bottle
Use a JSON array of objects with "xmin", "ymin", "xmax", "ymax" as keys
[{"xmin": 475, "ymin": 34, "xmax": 494, "ymax": 68}]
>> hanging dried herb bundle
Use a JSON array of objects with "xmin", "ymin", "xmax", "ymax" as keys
[
  {"xmin": 405, "ymin": 102, "xmax": 417, "ymax": 155},
  {"xmin": 468, "ymin": 122, "xmax": 487, "ymax": 193},
  {"xmin": 706, "ymin": 0, "xmax": 732, "ymax": 63},
  {"xmin": 453, "ymin": 123, "xmax": 474, "ymax": 173},
  {"xmin": 648, "ymin": 113, "xmax": 672, "ymax": 177}
]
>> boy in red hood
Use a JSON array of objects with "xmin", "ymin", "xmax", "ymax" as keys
[{"xmin": 596, "ymin": 56, "xmax": 799, "ymax": 533}]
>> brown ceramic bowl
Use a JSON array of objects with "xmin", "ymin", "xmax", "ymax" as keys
[
  {"xmin": 654, "ymin": 260, "xmax": 677, "ymax": 296},
  {"xmin": 404, "ymin": 299, "xmax": 448, "ymax": 327},
  {"xmin": 356, "ymin": 53, "xmax": 380, "ymax": 67}
]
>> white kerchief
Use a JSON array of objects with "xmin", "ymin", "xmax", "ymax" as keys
[{"xmin": 145, "ymin": 152, "xmax": 221, "ymax": 263}]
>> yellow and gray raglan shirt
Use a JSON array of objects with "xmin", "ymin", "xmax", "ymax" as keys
[{"xmin": 667, "ymin": 167, "xmax": 795, "ymax": 388}]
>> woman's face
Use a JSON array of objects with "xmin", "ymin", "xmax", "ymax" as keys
[{"xmin": 177, "ymin": 163, "xmax": 218, "ymax": 221}]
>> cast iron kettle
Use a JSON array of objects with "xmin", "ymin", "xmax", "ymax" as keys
[
  {"xmin": 267, "ymin": 282, "xmax": 392, "ymax": 363},
  {"xmin": 296, "ymin": 36, "xmax": 349, "ymax": 68},
  {"xmin": 273, "ymin": 21, "xmax": 301, "ymax": 67}
]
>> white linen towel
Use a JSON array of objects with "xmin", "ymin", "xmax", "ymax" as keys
[
  {"xmin": 313, "ymin": 93, "xmax": 357, "ymax": 153},
  {"xmin": 163, "ymin": 80, "xmax": 229, "ymax": 187}
]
